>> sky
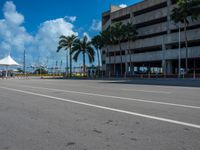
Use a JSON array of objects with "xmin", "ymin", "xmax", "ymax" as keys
[{"xmin": 0, "ymin": 0, "xmax": 142, "ymax": 70}]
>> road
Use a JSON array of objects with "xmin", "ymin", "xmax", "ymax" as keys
[{"xmin": 0, "ymin": 79, "xmax": 200, "ymax": 150}]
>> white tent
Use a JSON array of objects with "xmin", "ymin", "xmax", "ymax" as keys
[{"xmin": 0, "ymin": 54, "xmax": 21, "ymax": 77}]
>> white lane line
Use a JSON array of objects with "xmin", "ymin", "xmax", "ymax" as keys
[
  {"xmin": 1, "ymin": 86, "xmax": 200, "ymax": 129},
  {"xmin": 120, "ymin": 88, "xmax": 171, "ymax": 94},
  {"xmin": 80, "ymin": 85, "xmax": 171, "ymax": 94},
  {"xmin": 13, "ymin": 80, "xmax": 171, "ymax": 94},
  {"xmin": 10, "ymin": 84, "xmax": 200, "ymax": 110}
]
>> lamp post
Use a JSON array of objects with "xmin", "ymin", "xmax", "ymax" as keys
[{"xmin": 178, "ymin": 23, "xmax": 181, "ymax": 78}]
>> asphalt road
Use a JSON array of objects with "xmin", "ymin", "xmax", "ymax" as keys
[{"xmin": 0, "ymin": 79, "xmax": 200, "ymax": 150}]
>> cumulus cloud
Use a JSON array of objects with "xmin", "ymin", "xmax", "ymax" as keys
[
  {"xmin": 34, "ymin": 18, "xmax": 78, "ymax": 65},
  {"xmin": 0, "ymin": 1, "xmax": 33, "ymax": 59},
  {"xmin": 83, "ymin": 32, "xmax": 91, "ymax": 41},
  {"xmin": 37, "ymin": 18, "xmax": 77, "ymax": 38},
  {"xmin": 3, "ymin": 1, "xmax": 24, "ymax": 25},
  {"xmin": 64, "ymin": 16, "xmax": 77, "ymax": 22},
  {"xmin": 119, "ymin": 4, "xmax": 127, "ymax": 8},
  {"xmin": 90, "ymin": 19, "xmax": 102, "ymax": 31},
  {"xmin": 0, "ymin": 1, "xmax": 78, "ymax": 67}
]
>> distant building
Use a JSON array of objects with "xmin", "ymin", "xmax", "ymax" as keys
[{"xmin": 101, "ymin": 0, "xmax": 200, "ymax": 76}]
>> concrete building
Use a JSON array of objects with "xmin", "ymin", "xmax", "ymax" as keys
[{"xmin": 101, "ymin": 0, "xmax": 200, "ymax": 77}]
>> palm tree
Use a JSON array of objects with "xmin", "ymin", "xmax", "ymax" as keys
[
  {"xmin": 101, "ymin": 28, "xmax": 113, "ymax": 77},
  {"xmin": 171, "ymin": 0, "xmax": 200, "ymax": 73},
  {"xmin": 57, "ymin": 34, "xmax": 77, "ymax": 77},
  {"xmin": 110, "ymin": 25, "xmax": 117, "ymax": 76},
  {"xmin": 72, "ymin": 35, "xmax": 95, "ymax": 76},
  {"xmin": 111, "ymin": 22, "xmax": 125, "ymax": 76},
  {"xmin": 124, "ymin": 22, "xmax": 138, "ymax": 75},
  {"xmin": 91, "ymin": 35, "xmax": 103, "ymax": 75}
]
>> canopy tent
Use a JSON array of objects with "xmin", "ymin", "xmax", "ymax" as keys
[{"xmin": 0, "ymin": 54, "xmax": 21, "ymax": 77}]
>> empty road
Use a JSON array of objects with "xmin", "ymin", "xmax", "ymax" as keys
[{"xmin": 0, "ymin": 79, "xmax": 200, "ymax": 150}]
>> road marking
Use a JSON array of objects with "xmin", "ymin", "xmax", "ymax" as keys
[
  {"xmin": 0, "ymin": 86, "xmax": 200, "ymax": 129},
  {"xmin": 78, "ymin": 85, "xmax": 171, "ymax": 94},
  {"xmin": 9, "ymin": 84, "xmax": 200, "ymax": 110},
  {"xmin": 7, "ymin": 79, "xmax": 171, "ymax": 94},
  {"xmin": 43, "ymin": 82, "xmax": 172, "ymax": 94},
  {"xmin": 120, "ymin": 88, "xmax": 171, "ymax": 94}
]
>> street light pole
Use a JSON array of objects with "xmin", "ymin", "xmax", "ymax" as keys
[{"xmin": 178, "ymin": 23, "xmax": 181, "ymax": 78}]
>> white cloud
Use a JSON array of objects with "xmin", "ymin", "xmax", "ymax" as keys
[
  {"xmin": 3, "ymin": 1, "xmax": 24, "ymax": 25},
  {"xmin": 119, "ymin": 4, "xmax": 127, "ymax": 8},
  {"xmin": 90, "ymin": 19, "xmax": 102, "ymax": 31},
  {"xmin": 0, "ymin": 1, "xmax": 33, "ymax": 58},
  {"xmin": 34, "ymin": 18, "xmax": 78, "ymax": 65},
  {"xmin": 0, "ymin": 1, "xmax": 78, "ymax": 67},
  {"xmin": 64, "ymin": 16, "xmax": 77, "ymax": 22},
  {"xmin": 83, "ymin": 32, "xmax": 91, "ymax": 41},
  {"xmin": 37, "ymin": 18, "xmax": 77, "ymax": 39}
]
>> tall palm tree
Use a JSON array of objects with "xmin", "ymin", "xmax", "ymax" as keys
[
  {"xmin": 72, "ymin": 36, "xmax": 95, "ymax": 76},
  {"xmin": 171, "ymin": 0, "xmax": 200, "ymax": 73},
  {"xmin": 91, "ymin": 35, "xmax": 103, "ymax": 74},
  {"xmin": 112, "ymin": 22, "xmax": 125, "ymax": 76},
  {"xmin": 57, "ymin": 34, "xmax": 77, "ymax": 77},
  {"xmin": 110, "ymin": 25, "xmax": 117, "ymax": 76},
  {"xmin": 124, "ymin": 22, "xmax": 138, "ymax": 75},
  {"xmin": 101, "ymin": 28, "xmax": 113, "ymax": 77}
]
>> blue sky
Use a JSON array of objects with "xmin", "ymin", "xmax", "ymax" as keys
[{"xmin": 0, "ymin": 0, "xmax": 142, "ymax": 70}]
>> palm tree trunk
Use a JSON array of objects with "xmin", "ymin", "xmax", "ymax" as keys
[
  {"xmin": 108, "ymin": 47, "xmax": 111, "ymax": 77},
  {"xmin": 66, "ymin": 51, "xmax": 68, "ymax": 77},
  {"xmin": 114, "ymin": 44, "xmax": 116, "ymax": 76},
  {"xmin": 128, "ymin": 39, "xmax": 131, "ymax": 75},
  {"xmin": 184, "ymin": 20, "xmax": 188, "ymax": 74},
  {"xmin": 119, "ymin": 41, "xmax": 123, "ymax": 77},
  {"xmin": 106, "ymin": 47, "xmax": 109, "ymax": 77},
  {"xmin": 83, "ymin": 52, "xmax": 86, "ymax": 76},
  {"xmin": 125, "ymin": 43, "xmax": 128, "ymax": 77},
  {"xmin": 70, "ymin": 48, "xmax": 72, "ymax": 78},
  {"xmin": 97, "ymin": 48, "xmax": 100, "ymax": 76}
]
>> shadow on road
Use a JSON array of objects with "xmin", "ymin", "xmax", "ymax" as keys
[
  {"xmin": 98, "ymin": 78, "xmax": 200, "ymax": 88},
  {"xmin": 40, "ymin": 76, "xmax": 200, "ymax": 88}
]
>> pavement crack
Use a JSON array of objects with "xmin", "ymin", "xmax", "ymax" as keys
[
  {"xmin": 65, "ymin": 142, "xmax": 76, "ymax": 147},
  {"xmin": 130, "ymin": 137, "xmax": 138, "ymax": 141},
  {"xmin": 93, "ymin": 128, "xmax": 102, "ymax": 134}
]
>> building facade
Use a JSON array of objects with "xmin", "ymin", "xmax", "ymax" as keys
[{"xmin": 101, "ymin": 0, "xmax": 200, "ymax": 77}]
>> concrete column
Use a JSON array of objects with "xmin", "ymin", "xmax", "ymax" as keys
[
  {"xmin": 125, "ymin": 62, "xmax": 128, "ymax": 74},
  {"xmin": 136, "ymin": 66, "xmax": 140, "ymax": 73},
  {"xmin": 162, "ymin": 0, "xmax": 172, "ymax": 76},
  {"xmin": 166, "ymin": 60, "xmax": 173, "ymax": 75},
  {"xmin": 162, "ymin": 60, "xmax": 166, "ymax": 75},
  {"xmin": 167, "ymin": 0, "xmax": 171, "ymax": 34},
  {"xmin": 102, "ymin": 49, "xmax": 106, "ymax": 75},
  {"xmin": 131, "ymin": 64, "xmax": 135, "ymax": 75},
  {"xmin": 162, "ymin": 36, "xmax": 166, "ymax": 75},
  {"xmin": 125, "ymin": 49, "xmax": 129, "ymax": 74}
]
